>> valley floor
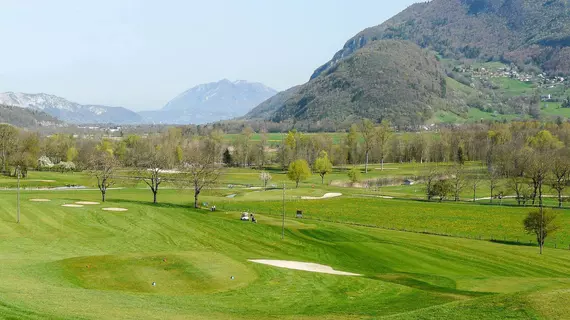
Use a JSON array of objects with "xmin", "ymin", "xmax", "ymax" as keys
[{"xmin": 1, "ymin": 171, "xmax": 570, "ymax": 319}]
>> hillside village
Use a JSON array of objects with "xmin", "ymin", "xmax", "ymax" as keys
[{"xmin": 453, "ymin": 64, "xmax": 568, "ymax": 92}]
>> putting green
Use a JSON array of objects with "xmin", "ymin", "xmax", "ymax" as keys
[{"xmin": 52, "ymin": 252, "xmax": 256, "ymax": 295}]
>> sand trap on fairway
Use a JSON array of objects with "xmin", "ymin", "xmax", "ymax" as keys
[
  {"xmin": 301, "ymin": 193, "xmax": 342, "ymax": 200},
  {"xmin": 249, "ymin": 260, "xmax": 360, "ymax": 276},
  {"xmin": 75, "ymin": 201, "xmax": 100, "ymax": 205},
  {"xmin": 29, "ymin": 199, "xmax": 51, "ymax": 202},
  {"xmin": 62, "ymin": 204, "xmax": 83, "ymax": 208},
  {"xmin": 102, "ymin": 207, "xmax": 128, "ymax": 212}
]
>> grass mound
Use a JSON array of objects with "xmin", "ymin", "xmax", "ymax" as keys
[{"xmin": 54, "ymin": 252, "xmax": 256, "ymax": 295}]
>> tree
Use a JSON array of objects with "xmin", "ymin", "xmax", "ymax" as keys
[
  {"xmin": 314, "ymin": 151, "xmax": 333, "ymax": 184},
  {"xmin": 222, "ymin": 148, "xmax": 233, "ymax": 167},
  {"xmin": 450, "ymin": 165, "xmax": 467, "ymax": 202},
  {"xmin": 431, "ymin": 179, "xmax": 452, "ymax": 202},
  {"xmin": 488, "ymin": 166, "xmax": 500, "ymax": 204},
  {"xmin": 550, "ymin": 150, "xmax": 570, "ymax": 208},
  {"xmin": 375, "ymin": 121, "xmax": 392, "ymax": 170},
  {"xmin": 524, "ymin": 209, "xmax": 559, "ymax": 254},
  {"xmin": 11, "ymin": 131, "xmax": 40, "ymax": 177},
  {"xmin": 527, "ymin": 151, "xmax": 552, "ymax": 206},
  {"xmin": 182, "ymin": 139, "xmax": 222, "ymax": 208},
  {"xmin": 260, "ymin": 171, "xmax": 272, "ymax": 190},
  {"xmin": 287, "ymin": 159, "xmax": 311, "ymax": 188},
  {"xmin": 347, "ymin": 167, "xmax": 361, "ymax": 184},
  {"xmin": 136, "ymin": 140, "xmax": 172, "ymax": 204},
  {"xmin": 456, "ymin": 146, "xmax": 466, "ymax": 165},
  {"xmin": 424, "ymin": 165, "xmax": 440, "ymax": 201},
  {"xmin": 66, "ymin": 147, "xmax": 79, "ymax": 162},
  {"xmin": 0, "ymin": 124, "xmax": 18, "ymax": 172},
  {"xmin": 257, "ymin": 129, "xmax": 269, "ymax": 169},
  {"xmin": 88, "ymin": 150, "xmax": 118, "ymax": 202},
  {"xmin": 359, "ymin": 119, "xmax": 376, "ymax": 173},
  {"xmin": 345, "ymin": 125, "xmax": 359, "ymax": 165}
]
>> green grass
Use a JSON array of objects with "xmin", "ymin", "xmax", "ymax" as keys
[{"xmin": 3, "ymin": 170, "xmax": 570, "ymax": 319}]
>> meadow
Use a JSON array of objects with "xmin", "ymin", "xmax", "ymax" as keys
[{"xmin": 2, "ymin": 166, "xmax": 570, "ymax": 319}]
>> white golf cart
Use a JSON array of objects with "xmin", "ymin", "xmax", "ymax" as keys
[{"xmin": 240, "ymin": 212, "xmax": 250, "ymax": 221}]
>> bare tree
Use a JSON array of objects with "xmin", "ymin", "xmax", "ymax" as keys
[
  {"xmin": 488, "ymin": 166, "xmax": 500, "ymax": 204},
  {"xmin": 260, "ymin": 171, "xmax": 272, "ymax": 190},
  {"xmin": 89, "ymin": 151, "xmax": 118, "ymax": 202},
  {"xmin": 135, "ymin": 139, "xmax": 173, "ymax": 204},
  {"xmin": 450, "ymin": 164, "xmax": 467, "ymax": 202},
  {"xmin": 423, "ymin": 165, "xmax": 440, "ymax": 201},
  {"xmin": 550, "ymin": 150, "xmax": 570, "ymax": 208},
  {"xmin": 182, "ymin": 140, "xmax": 222, "ymax": 208},
  {"xmin": 470, "ymin": 169, "xmax": 483, "ymax": 202}
]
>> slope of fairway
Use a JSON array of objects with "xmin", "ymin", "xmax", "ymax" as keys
[{"xmin": 2, "ymin": 188, "xmax": 570, "ymax": 319}]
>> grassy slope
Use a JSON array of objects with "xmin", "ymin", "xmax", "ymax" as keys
[{"xmin": 1, "ymin": 184, "xmax": 570, "ymax": 319}]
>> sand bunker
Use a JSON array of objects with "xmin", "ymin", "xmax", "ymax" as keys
[
  {"xmin": 249, "ymin": 260, "xmax": 360, "ymax": 276},
  {"xmin": 301, "ymin": 193, "xmax": 342, "ymax": 200},
  {"xmin": 62, "ymin": 204, "xmax": 84, "ymax": 208},
  {"xmin": 29, "ymin": 199, "xmax": 51, "ymax": 202},
  {"xmin": 75, "ymin": 201, "xmax": 100, "ymax": 205},
  {"xmin": 102, "ymin": 208, "xmax": 128, "ymax": 212}
]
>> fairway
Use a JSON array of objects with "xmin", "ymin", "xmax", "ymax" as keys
[{"xmin": 2, "ymin": 178, "xmax": 570, "ymax": 319}]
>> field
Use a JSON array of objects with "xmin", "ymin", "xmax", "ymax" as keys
[{"xmin": 2, "ymin": 167, "xmax": 570, "ymax": 319}]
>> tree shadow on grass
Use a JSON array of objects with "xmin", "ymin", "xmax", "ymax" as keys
[
  {"xmin": 372, "ymin": 273, "xmax": 493, "ymax": 298},
  {"xmin": 103, "ymin": 198, "xmax": 199, "ymax": 211},
  {"xmin": 490, "ymin": 239, "xmax": 536, "ymax": 247}
]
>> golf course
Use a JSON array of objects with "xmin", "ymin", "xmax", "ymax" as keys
[{"xmin": 2, "ymin": 167, "xmax": 570, "ymax": 320}]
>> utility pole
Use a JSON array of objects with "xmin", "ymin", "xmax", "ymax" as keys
[
  {"xmin": 16, "ymin": 165, "xmax": 20, "ymax": 224},
  {"xmin": 282, "ymin": 183, "xmax": 285, "ymax": 240}
]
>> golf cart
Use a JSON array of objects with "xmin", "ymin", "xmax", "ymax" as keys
[{"xmin": 240, "ymin": 212, "xmax": 250, "ymax": 221}]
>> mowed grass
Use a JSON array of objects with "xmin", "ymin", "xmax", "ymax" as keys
[{"xmin": 2, "ymin": 172, "xmax": 570, "ymax": 318}]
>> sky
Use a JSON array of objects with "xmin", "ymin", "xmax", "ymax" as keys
[{"xmin": 0, "ymin": 0, "xmax": 419, "ymax": 111}]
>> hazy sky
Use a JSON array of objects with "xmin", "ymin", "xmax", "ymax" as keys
[{"xmin": 0, "ymin": 0, "xmax": 418, "ymax": 110}]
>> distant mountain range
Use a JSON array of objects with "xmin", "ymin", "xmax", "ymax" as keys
[
  {"xmin": 139, "ymin": 79, "xmax": 277, "ymax": 124},
  {"xmin": 0, "ymin": 80, "xmax": 277, "ymax": 125},
  {"xmin": 0, "ymin": 92, "xmax": 141, "ymax": 124}
]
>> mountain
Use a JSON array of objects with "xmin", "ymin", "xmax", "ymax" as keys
[
  {"xmin": 0, "ymin": 104, "xmax": 62, "ymax": 128},
  {"xmin": 246, "ymin": 40, "xmax": 453, "ymax": 128},
  {"xmin": 312, "ymin": 0, "xmax": 570, "ymax": 79},
  {"xmin": 0, "ymin": 92, "xmax": 142, "ymax": 124},
  {"xmin": 247, "ymin": 0, "xmax": 570, "ymax": 128},
  {"xmin": 140, "ymin": 79, "xmax": 277, "ymax": 124}
]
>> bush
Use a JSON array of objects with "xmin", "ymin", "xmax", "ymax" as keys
[{"xmin": 348, "ymin": 167, "xmax": 362, "ymax": 183}]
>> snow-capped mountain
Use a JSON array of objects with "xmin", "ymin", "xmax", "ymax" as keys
[
  {"xmin": 140, "ymin": 79, "xmax": 277, "ymax": 124},
  {"xmin": 0, "ymin": 92, "xmax": 142, "ymax": 124}
]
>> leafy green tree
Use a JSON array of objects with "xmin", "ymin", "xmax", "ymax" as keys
[
  {"xmin": 431, "ymin": 179, "xmax": 452, "ymax": 202},
  {"xmin": 223, "ymin": 148, "xmax": 233, "ymax": 167},
  {"xmin": 375, "ymin": 121, "xmax": 392, "ymax": 170},
  {"xmin": 347, "ymin": 167, "xmax": 362, "ymax": 184},
  {"xmin": 66, "ymin": 147, "xmax": 79, "ymax": 162},
  {"xmin": 524, "ymin": 209, "xmax": 559, "ymax": 255},
  {"xmin": 0, "ymin": 124, "xmax": 18, "ymax": 172},
  {"xmin": 314, "ymin": 151, "xmax": 333, "ymax": 184},
  {"xmin": 287, "ymin": 159, "xmax": 311, "ymax": 188},
  {"xmin": 359, "ymin": 119, "xmax": 376, "ymax": 173},
  {"xmin": 346, "ymin": 125, "xmax": 359, "ymax": 165}
]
